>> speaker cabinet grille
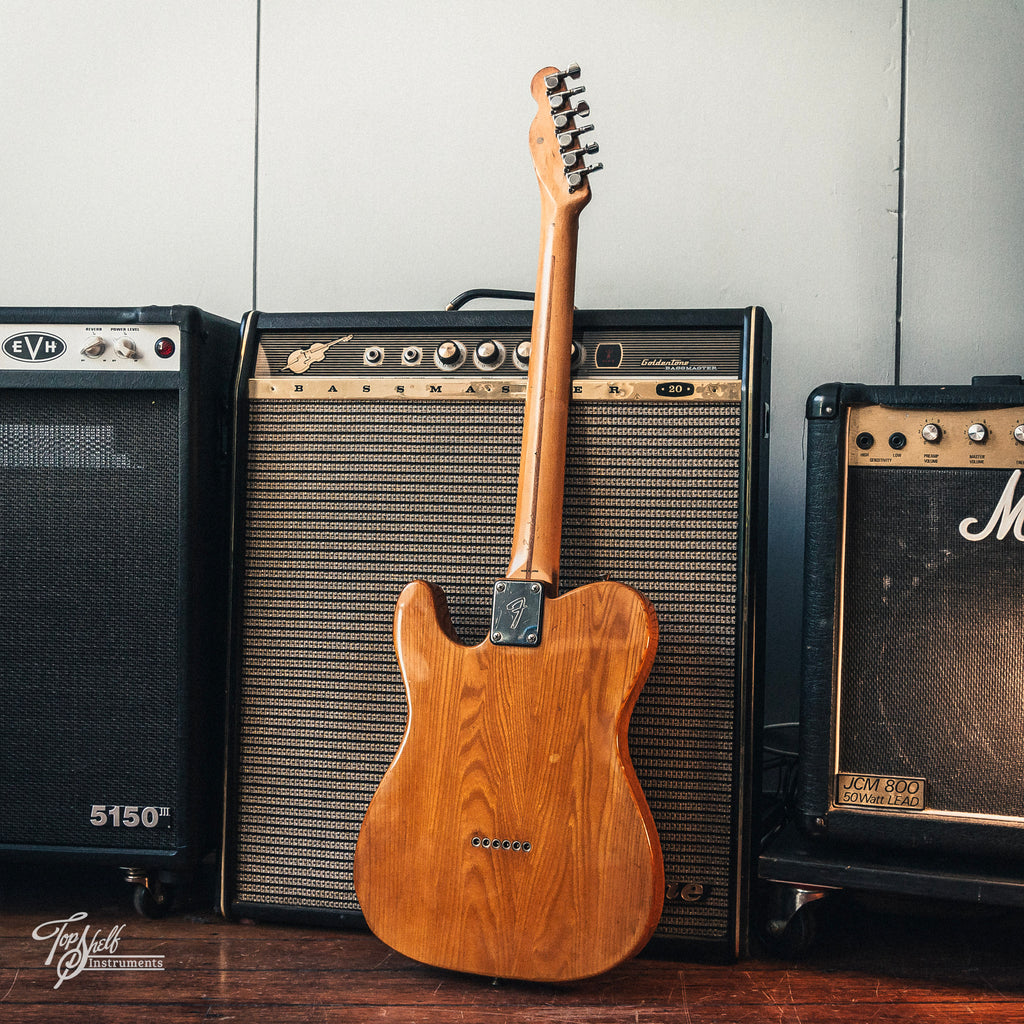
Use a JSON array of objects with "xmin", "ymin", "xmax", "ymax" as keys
[
  {"xmin": 0, "ymin": 305, "xmax": 238, "ymax": 870},
  {"xmin": 225, "ymin": 309, "xmax": 769, "ymax": 957},
  {"xmin": 840, "ymin": 467, "xmax": 1024, "ymax": 819},
  {"xmin": 1, "ymin": 389, "xmax": 181, "ymax": 849},
  {"xmin": 798, "ymin": 381, "xmax": 1024, "ymax": 859}
]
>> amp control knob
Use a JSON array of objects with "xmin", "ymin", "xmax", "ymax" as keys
[
  {"xmin": 921, "ymin": 423, "xmax": 942, "ymax": 443},
  {"xmin": 513, "ymin": 340, "xmax": 532, "ymax": 370},
  {"xmin": 967, "ymin": 422, "xmax": 988, "ymax": 443},
  {"xmin": 1015, "ymin": 424, "xmax": 1024, "ymax": 444},
  {"xmin": 81, "ymin": 336, "xmax": 106, "ymax": 358},
  {"xmin": 434, "ymin": 340, "xmax": 465, "ymax": 370},
  {"xmin": 114, "ymin": 338, "xmax": 138, "ymax": 360},
  {"xmin": 475, "ymin": 340, "xmax": 502, "ymax": 367}
]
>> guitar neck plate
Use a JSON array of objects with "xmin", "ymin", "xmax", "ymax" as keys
[{"xmin": 490, "ymin": 580, "xmax": 544, "ymax": 647}]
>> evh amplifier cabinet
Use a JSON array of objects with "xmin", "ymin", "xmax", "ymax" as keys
[
  {"xmin": 0, "ymin": 306, "xmax": 238, "ymax": 908},
  {"xmin": 222, "ymin": 307, "xmax": 770, "ymax": 958},
  {"xmin": 798, "ymin": 378, "xmax": 1024, "ymax": 859}
]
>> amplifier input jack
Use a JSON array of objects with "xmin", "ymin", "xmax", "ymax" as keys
[
  {"xmin": 888, "ymin": 432, "xmax": 907, "ymax": 450},
  {"xmin": 855, "ymin": 432, "xmax": 874, "ymax": 451}
]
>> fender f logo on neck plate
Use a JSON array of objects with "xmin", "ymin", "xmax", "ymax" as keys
[{"xmin": 490, "ymin": 580, "xmax": 544, "ymax": 646}]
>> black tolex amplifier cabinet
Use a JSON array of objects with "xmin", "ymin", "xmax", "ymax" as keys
[
  {"xmin": 0, "ymin": 305, "xmax": 238, "ymax": 914},
  {"xmin": 221, "ymin": 306, "xmax": 771, "ymax": 959},
  {"xmin": 797, "ymin": 377, "xmax": 1024, "ymax": 860}
]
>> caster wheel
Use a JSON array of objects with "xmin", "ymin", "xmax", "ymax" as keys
[
  {"xmin": 759, "ymin": 882, "xmax": 830, "ymax": 957},
  {"xmin": 132, "ymin": 881, "xmax": 176, "ymax": 919},
  {"xmin": 764, "ymin": 900, "xmax": 819, "ymax": 957}
]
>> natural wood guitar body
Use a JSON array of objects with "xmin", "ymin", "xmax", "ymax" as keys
[
  {"xmin": 354, "ymin": 64, "xmax": 663, "ymax": 981},
  {"xmin": 354, "ymin": 577, "xmax": 663, "ymax": 982}
]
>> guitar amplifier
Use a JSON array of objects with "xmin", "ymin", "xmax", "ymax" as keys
[
  {"xmin": 0, "ymin": 305, "xmax": 238, "ymax": 910},
  {"xmin": 797, "ymin": 378, "xmax": 1024, "ymax": 860},
  {"xmin": 221, "ymin": 307, "xmax": 770, "ymax": 958}
]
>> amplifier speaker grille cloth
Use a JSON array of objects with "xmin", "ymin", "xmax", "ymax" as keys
[
  {"xmin": 234, "ymin": 398, "xmax": 742, "ymax": 942},
  {"xmin": 0, "ymin": 388, "xmax": 181, "ymax": 848},
  {"xmin": 840, "ymin": 467, "xmax": 1024, "ymax": 817}
]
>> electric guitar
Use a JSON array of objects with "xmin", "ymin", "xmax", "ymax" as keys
[{"xmin": 353, "ymin": 64, "xmax": 664, "ymax": 983}]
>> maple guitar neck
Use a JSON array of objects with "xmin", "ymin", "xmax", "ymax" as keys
[{"xmin": 505, "ymin": 66, "xmax": 599, "ymax": 593}]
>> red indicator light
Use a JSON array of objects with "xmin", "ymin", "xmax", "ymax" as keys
[
  {"xmin": 155, "ymin": 337, "xmax": 175, "ymax": 358},
  {"xmin": 595, "ymin": 343, "xmax": 622, "ymax": 368}
]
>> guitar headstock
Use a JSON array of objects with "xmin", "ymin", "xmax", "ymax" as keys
[{"xmin": 529, "ymin": 63, "xmax": 602, "ymax": 210}]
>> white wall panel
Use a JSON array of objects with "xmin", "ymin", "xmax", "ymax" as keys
[
  {"xmin": 900, "ymin": 1, "xmax": 1024, "ymax": 384},
  {"xmin": 3, "ymin": 0, "xmax": 1021, "ymax": 749},
  {"xmin": 256, "ymin": 1, "xmax": 902, "ymax": 719},
  {"xmin": 0, "ymin": 1, "xmax": 256, "ymax": 315}
]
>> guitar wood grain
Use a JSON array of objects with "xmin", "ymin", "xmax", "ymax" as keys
[
  {"xmin": 353, "ymin": 65, "xmax": 663, "ymax": 982},
  {"xmin": 354, "ymin": 578, "xmax": 663, "ymax": 982}
]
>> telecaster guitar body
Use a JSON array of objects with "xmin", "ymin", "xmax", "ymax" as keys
[{"xmin": 354, "ymin": 577, "xmax": 661, "ymax": 982}]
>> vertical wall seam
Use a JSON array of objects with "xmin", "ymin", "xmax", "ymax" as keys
[
  {"xmin": 252, "ymin": 0, "xmax": 262, "ymax": 310},
  {"xmin": 894, "ymin": 0, "xmax": 909, "ymax": 385}
]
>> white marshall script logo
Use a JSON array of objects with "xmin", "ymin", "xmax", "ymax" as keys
[
  {"xmin": 959, "ymin": 469, "xmax": 1024, "ymax": 542},
  {"xmin": 32, "ymin": 912, "xmax": 165, "ymax": 989}
]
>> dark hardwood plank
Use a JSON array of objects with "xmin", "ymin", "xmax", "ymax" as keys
[{"xmin": 3, "ymin": 861, "xmax": 1024, "ymax": 1023}]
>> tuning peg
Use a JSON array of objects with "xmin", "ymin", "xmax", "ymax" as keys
[
  {"xmin": 544, "ymin": 62, "xmax": 582, "ymax": 91},
  {"xmin": 548, "ymin": 85, "xmax": 585, "ymax": 110},
  {"xmin": 556, "ymin": 123, "xmax": 595, "ymax": 149},
  {"xmin": 561, "ymin": 143, "xmax": 599, "ymax": 168},
  {"xmin": 565, "ymin": 162, "xmax": 603, "ymax": 192},
  {"xmin": 552, "ymin": 101, "xmax": 589, "ymax": 130}
]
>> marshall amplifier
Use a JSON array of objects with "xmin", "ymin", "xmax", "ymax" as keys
[
  {"xmin": 0, "ymin": 305, "xmax": 238, "ymax": 913},
  {"xmin": 221, "ymin": 307, "xmax": 770, "ymax": 958},
  {"xmin": 798, "ymin": 378, "xmax": 1024, "ymax": 860}
]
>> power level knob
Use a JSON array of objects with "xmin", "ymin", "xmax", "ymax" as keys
[
  {"xmin": 967, "ymin": 422, "xmax": 988, "ymax": 443},
  {"xmin": 114, "ymin": 338, "xmax": 138, "ymax": 360},
  {"xmin": 921, "ymin": 423, "xmax": 942, "ymax": 443}
]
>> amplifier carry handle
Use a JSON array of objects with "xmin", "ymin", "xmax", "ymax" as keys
[{"xmin": 445, "ymin": 289, "xmax": 534, "ymax": 311}]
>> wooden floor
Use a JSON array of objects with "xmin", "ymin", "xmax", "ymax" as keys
[{"xmin": 3, "ymin": 860, "xmax": 1024, "ymax": 1023}]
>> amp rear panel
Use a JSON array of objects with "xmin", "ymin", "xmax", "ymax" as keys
[{"xmin": 223, "ymin": 308, "xmax": 770, "ymax": 959}]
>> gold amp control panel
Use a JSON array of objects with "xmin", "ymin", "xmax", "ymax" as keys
[{"xmin": 847, "ymin": 405, "xmax": 1024, "ymax": 469}]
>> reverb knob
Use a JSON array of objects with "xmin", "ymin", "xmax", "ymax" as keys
[
  {"xmin": 967, "ymin": 422, "xmax": 988, "ymax": 443},
  {"xmin": 81, "ymin": 336, "xmax": 106, "ymax": 358}
]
